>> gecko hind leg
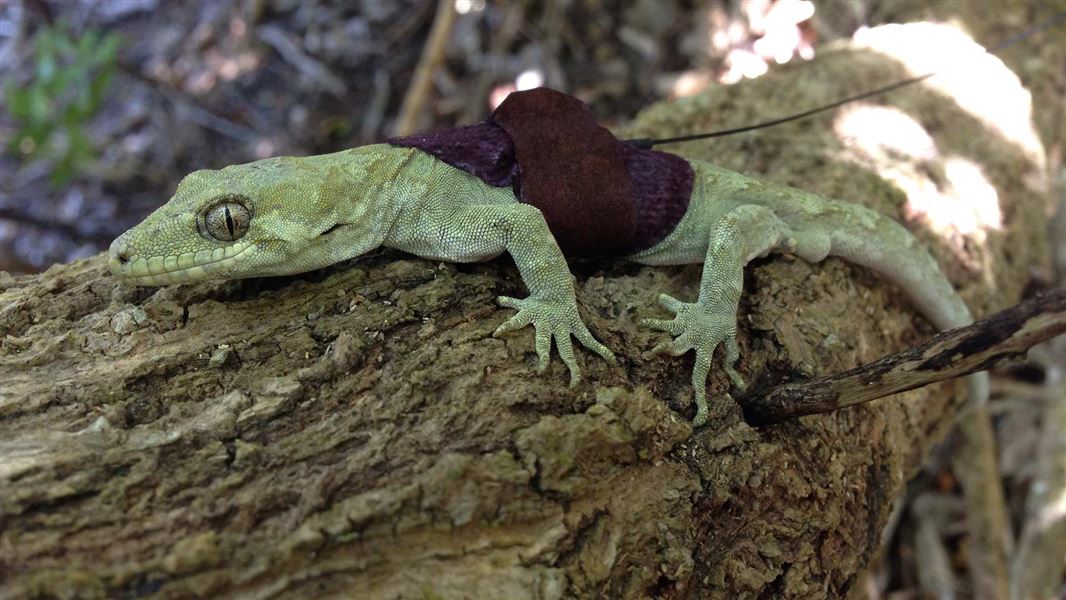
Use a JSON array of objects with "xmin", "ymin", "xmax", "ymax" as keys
[{"xmin": 641, "ymin": 203, "xmax": 802, "ymax": 426}]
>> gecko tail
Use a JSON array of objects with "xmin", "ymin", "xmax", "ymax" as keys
[{"xmin": 820, "ymin": 202, "xmax": 990, "ymax": 407}]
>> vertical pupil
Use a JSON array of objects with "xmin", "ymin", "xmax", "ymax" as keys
[{"xmin": 224, "ymin": 206, "xmax": 235, "ymax": 236}]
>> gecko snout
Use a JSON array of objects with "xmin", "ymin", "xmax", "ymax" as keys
[
  {"xmin": 108, "ymin": 237, "xmax": 132, "ymax": 278},
  {"xmin": 109, "ymin": 237, "xmax": 130, "ymax": 264}
]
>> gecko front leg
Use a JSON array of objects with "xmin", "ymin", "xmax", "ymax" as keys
[
  {"xmin": 487, "ymin": 204, "xmax": 616, "ymax": 385},
  {"xmin": 643, "ymin": 203, "xmax": 822, "ymax": 426},
  {"xmin": 387, "ymin": 198, "xmax": 615, "ymax": 387}
]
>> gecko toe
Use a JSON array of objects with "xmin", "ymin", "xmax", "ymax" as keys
[
  {"xmin": 657, "ymin": 293, "xmax": 684, "ymax": 313},
  {"xmin": 494, "ymin": 309, "xmax": 533, "ymax": 337},
  {"xmin": 641, "ymin": 317, "xmax": 685, "ymax": 335}
]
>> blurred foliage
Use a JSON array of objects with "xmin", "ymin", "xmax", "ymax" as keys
[{"xmin": 5, "ymin": 21, "xmax": 120, "ymax": 185}]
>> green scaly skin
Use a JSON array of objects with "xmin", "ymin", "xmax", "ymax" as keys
[{"xmin": 110, "ymin": 144, "xmax": 987, "ymax": 426}]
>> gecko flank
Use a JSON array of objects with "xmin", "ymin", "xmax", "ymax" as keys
[{"xmin": 109, "ymin": 88, "xmax": 987, "ymax": 426}]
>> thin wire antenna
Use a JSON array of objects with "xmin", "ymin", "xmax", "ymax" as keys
[{"xmin": 626, "ymin": 11, "xmax": 1066, "ymax": 150}]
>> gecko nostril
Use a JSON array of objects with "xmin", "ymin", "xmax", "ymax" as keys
[{"xmin": 109, "ymin": 238, "xmax": 130, "ymax": 265}]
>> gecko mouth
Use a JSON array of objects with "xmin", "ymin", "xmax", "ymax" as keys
[{"xmin": 108, "ymin": 240, "xmax": 257, "ymax": 286}]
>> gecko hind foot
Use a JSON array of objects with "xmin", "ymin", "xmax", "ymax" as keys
[
  {"xmin": 641, "ymin": 293, "xmax": 745, "ymax": 426},
  {"xmin": 494, "ymin": 295, "xmax": 615, "ymax": 387}
]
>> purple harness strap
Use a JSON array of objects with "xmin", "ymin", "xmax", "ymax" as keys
[{"xmin": 389, "ymin": 88, "xmax": 692, "ymax": 257}]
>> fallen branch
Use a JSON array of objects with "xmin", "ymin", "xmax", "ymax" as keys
[{"xmin": 742, "ymin": 287, "xmax": 1066, "ymax": 425}]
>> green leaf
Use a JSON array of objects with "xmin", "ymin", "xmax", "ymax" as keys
[
  {"xmin": 78, "ymin": 30, "xmax": 99, "ymax": 57},
  {"xmin": 36, "ymin": 47, "xmax": 56, "ymax": 82},
  {"xmin": 6, "ymin": 87, "xmax": 32, "ymax": 119},
  {"xmin": 68, "ymin": 125, "xmax": 92, "ymax": 161},
  {"xmin": 89, "ymin": 68, "xmax": 114, "ymax": 110},
  {"xmin": 52, "ymin": 22, "xmax": 75, "ymax": 55},
  {"xmin": 12, "ymin": 22, "xmax": 121, "ymax": 186},
  {"xmin": 51, "ymin": 157, "xmax": 74, "ymax": 186},
  {"xmin": 28, "ymin": 85, "xmax": 49, "ymax": 121},
  {"xmin": 96, "ymin": 34, "xmax": 121, "ymax": 64}
]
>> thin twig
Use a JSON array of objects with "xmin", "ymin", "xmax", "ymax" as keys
[
  {"xmin": 742, "ymin": 288, "xmax": 1066, "ymax": 425},
  {"xmin": 912, "ymin": 499, "xmax": 957, "ymax": 600},
  {"xmin": 953, "ymin": 405, "xmax": 1012, "ymax": 600},
  {"xmin": 391, "ymin": 0, "xmax": 459, "ymax": 136}
]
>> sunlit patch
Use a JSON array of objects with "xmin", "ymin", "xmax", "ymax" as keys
[
  {"xmin": 943, "ymin": 158, "xmax": 1002, "ymax": 231},
  {"xmin": 515, "ymin": 69, "xmax": 544, "ymax": 91},
  {"xmin": 490, "ymin": 69, "xmax": 548, "ymax": 109},
  {"xmin": 662, "ymin": 0, "xmax": 819, "ymax": 96},
  {"xmin": 489, "ymin": 84, "xmax": 515, "ymax": 111},
  {"xmin": 720, "ymin": 48, "xmax": 769, "ymax": 84},
  {"xmin": 752, "ymin": 0, "xmax": 815, "ymax": 64},
  {"xmin": 900, "ymin": 157, "xmax": 1002, "ymax": 237},
  {"xmin": 670, "ymin": 71, "xmax": 715, "ymax": 98},
  {"xmin": 254, "ymin": 138, "xmax": 277, "ymax": 160},
  {"xmin": 852, "ymin": 22, "xmax": 1043, "ymax": 161},
  {"xmin": 454, "ymin": 0, "xmax": 486, "ymax": 15},
  {"xmin": 1041, "ymin": 485, "xmax": 1066, "ymax": 530},
  {"xmin": 835, "ymin": 105, "xmax": 1002, "ymax": 237},
  {"xmin": 717, "ymin": 0, "xmax": 816, "ymax": 84},
  {"xmin": 835, "ymin": 105, "xmax": 937, "ymax": 161},
  {"xmin": 212, "ymin": 51, "xmax": 260, "ymax": 82}
]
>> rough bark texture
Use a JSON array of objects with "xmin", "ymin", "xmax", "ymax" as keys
[{"xmin": 1, "ymin": 24, "xmax": 1056, "ymax": 600}]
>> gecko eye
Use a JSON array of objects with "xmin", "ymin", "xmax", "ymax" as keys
[{"xmin": 204, "ymin": 200, "xmax": 251, "ymax": 242}]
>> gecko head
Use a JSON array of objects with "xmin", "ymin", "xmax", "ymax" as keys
[{"xmin": 109, "ymin": 154, "xmax": 358, "ymax": 286}]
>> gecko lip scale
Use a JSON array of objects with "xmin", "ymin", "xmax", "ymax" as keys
[{"xmin": 108, "ymin": 240, "xmax": 256, "ymax": 286}]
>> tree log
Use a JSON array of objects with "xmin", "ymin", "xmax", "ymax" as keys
[{"xmin": 0, "ymin": 19, "xmax": 1056, "ymax": 600}]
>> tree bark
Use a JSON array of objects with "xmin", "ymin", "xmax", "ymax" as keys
[{"xmin": 0, "ymin": 20, "xmax": 1055, "ymax": 600}]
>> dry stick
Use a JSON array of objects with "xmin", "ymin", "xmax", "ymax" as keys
[
  {"xmin": 739, "ymin": 288, "xmax": 1066, "ymax": 600},
  {"xmin": 392, "ymin": 0, "xmax": 459, "ymax": 137},
  {"xmin": 1010, "ymin": 198, "xmax": 1066, "ymax": 600},
  {"xmin": 741, "ymin": 287, "xmax": 1066, "ymax": 425},
  {"xmin": 1010, "ymin": 354, "xmax": 1066, "ymax": 599},
  {"xmin": 954, "ymin": 405, "xmax": 1012, "ymax": 600}
]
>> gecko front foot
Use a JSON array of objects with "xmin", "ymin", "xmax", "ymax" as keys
[
  {"xmin": 642, "ymin": 293, "xmax": 745, "ymax": 426},
  {"xmin": 493, "ymin": 295, "xmax": 616, "ymax": 387}
]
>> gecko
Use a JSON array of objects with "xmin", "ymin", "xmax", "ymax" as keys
[{"xmin": 108, "ymin": 87, "xmax": 987, "ymax": 426}]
